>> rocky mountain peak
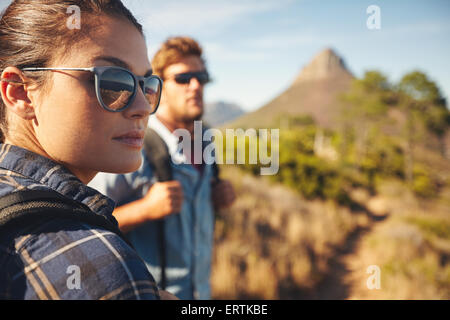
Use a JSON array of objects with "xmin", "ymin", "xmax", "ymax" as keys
[{"xmin": 293, "ymin": 48, "xmax": 352, "ymax": 84}]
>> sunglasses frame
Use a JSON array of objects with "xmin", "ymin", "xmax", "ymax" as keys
[
  {"xmin": 170, "ymin": 71, "xmax": 211, "ymax": 85},
  {"xmin": 21, "ymin": 66, "xmax": 163, "ymax": 113}
]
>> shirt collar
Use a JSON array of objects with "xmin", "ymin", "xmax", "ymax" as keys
[
  {"xmin": 148, "ymin": 115, "xmax": 187, "ymax": 164},
  {"xmin": 148, "ymin": 115, "xmax": 217, "ymax": 166},
  {"xmin": 0, "ymin": 143, "xmax": 115, "ymax": 218}
]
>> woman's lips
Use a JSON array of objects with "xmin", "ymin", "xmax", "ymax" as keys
[
  {"xmin": 113, "ymin": 137, "xmax": 144, "ymax": 148},
  {"xmin": 113, "ymin": 131, "xmax": 145, "ymax": 148}
]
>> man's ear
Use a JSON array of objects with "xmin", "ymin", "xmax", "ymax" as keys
[{"xmin": 1, "ymin": 67, "xmax": 36, "ymax": 120}]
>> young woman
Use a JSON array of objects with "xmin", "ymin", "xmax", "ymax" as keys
[{"xmin": 0, "ymin": 0, "xmax": 166, "ymax": 299}]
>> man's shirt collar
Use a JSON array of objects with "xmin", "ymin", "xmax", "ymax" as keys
[{"xmin": 148, "ymin": 115, "xmax": 188, "ymax": 164}]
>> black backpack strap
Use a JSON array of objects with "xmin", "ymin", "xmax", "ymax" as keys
[
  {"xmin": 0, "ymin": 189, "xmax": 132, "ymax": 247},
  {"xmin": 211, "ymin": 162, "xmax": 220, "ymax": 185},
  {"xmin": 143, "ymin": 128, "xmax": 172, "ymax": 290},
  {"xmin": 144, "ymin": 128, "xmax": 173, "ymax": 182},
  {"xmin": 202, "ymin": 125, "xmax": 220, "ymax": 184},
  {"xmin": 143, "ymin": 126, "xmax": 222, "ymax": 290}
]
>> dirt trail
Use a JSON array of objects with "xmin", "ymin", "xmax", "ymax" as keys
[{"xmin": 305, "ymin": 200, "xmax": 390, "ymax": 300}]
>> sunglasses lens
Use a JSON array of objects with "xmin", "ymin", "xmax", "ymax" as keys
[
  {"xmin": 174, "ymin": 72, "xmax": 209, "ymax": 85},
  {"xmin": 99, "ymin": 69, "xmax": 135, "ymax": 111},
  {"xmin": 197, "ymin": 73, "xmax": 209, "ymax": 85},
  {"xmin": 174, "ymin": 74, "xmax": 191, "ymax": 84},
  {"xmin": 144, "ymin": 77, "xmax": 162, "ymax": 114}
]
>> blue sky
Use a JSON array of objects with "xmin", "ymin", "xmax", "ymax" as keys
[{"xmin": 1, "ymin": 0, "xmax": 449, "ymax": 111}]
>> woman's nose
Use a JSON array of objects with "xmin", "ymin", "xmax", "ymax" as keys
[{"xmin": 122, "ymin": 88, "xmax": 152, "ymax": 119}]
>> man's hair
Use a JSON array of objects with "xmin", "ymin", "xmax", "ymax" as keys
[{"xmin": 152, "ymin": 36, "xmax": 205, "ymax": 79}]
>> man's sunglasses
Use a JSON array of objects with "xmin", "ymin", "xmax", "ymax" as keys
[
  {"xmin": 170, "ymin": 71, "xmax": 210, "ymax": 85},
  {"xmin": 19, "ymin": 66, "xmax": 163, "ymax": 113}
]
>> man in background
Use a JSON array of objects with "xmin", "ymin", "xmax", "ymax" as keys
[{"xmin": 89, "ymin": 36, "xmax": 235, "ymax": 299}]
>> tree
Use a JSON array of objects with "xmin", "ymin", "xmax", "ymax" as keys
[
  {"xmin": 397, "ymin": 71, "xmax": 449, "ymax": 185},
  {"xmin": 340, "ymin": 71, "xmax": 392, "ymax": 168}
]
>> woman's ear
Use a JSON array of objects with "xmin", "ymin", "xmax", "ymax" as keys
[{"xmin": 1, "ymin": 67, "xmax": 36, "ymax": 120}]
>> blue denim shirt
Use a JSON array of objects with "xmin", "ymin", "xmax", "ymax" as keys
[
  {"xmin": 89, "ymin": 116, "xmax": 215, "ymax": 300},
  {"xmin": 0, "ymin": 144, "xmax": 159, "ymax": 300}
]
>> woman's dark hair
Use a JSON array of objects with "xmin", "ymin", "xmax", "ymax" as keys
[{"xmin": 0, "ymin": 0, "xmax": 143, "ymax": 142}]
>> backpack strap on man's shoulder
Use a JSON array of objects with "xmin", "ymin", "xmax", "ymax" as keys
[
  {"xmin": 143, "ymin": 128, "xmax": 172, "ymax": 290},
  {"xmin": 202, "ymin": 124, "xmax": 221, "ymax": 183},
  {"xmin": 0, "ymin": 189, "xmax": 132, "ymax": 247},
  {"xmin": 145, "ymin": 126, "xmax": 220, "ymax": 181},
  {"xmin": 144, "ymin": 128, "xmax": 173, "ymax": 182},
  {"xmin": 143, "ymin": 126, "xmax": 222, "ymax": 290}
]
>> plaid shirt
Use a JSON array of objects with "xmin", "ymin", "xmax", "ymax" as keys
[{"xmin": 0, "ymin": 143, "xmax": 160, "ymax": 300}]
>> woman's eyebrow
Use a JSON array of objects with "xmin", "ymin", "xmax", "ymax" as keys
[{"xmin": 93, "ymin": 55, "xmax": 153, "ymax": 76}]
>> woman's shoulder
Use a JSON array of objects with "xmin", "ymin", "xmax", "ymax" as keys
[{"xmin": 0, "ymin": 216, "xmax": 159, "ymax": 300}]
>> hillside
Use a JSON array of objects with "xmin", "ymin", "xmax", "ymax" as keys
[{"xmin": 230, "ymin": 48, "xmax": 354, "ymax": 129}]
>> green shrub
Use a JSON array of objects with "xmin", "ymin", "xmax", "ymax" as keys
[
  {"xmin": 412, "ymin": 166, "xmax": 438, "ymax": 198},
  {"xmin": 407, "ymin": 217, "xmax": 450, "ymax": 239}
]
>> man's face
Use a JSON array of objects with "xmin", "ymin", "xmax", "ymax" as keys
[{"xmin": 160, "ymin": 55, "xmax": 206, "ymax": 123}]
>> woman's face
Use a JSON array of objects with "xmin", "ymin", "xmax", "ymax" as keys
[{"xmin": 30, "ymin": 16, "xmax": 152, "ymax": 183}]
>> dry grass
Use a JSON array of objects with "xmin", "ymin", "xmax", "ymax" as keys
[
  {"xmin": 211, "ymin": 166, "xmax": 371, "ymax": 299},
  {"xmin": 346, "ymin": 181, "xmax": 450, "ymax": 299},
  {"xmin": 211, "ymin": 167, "xmax": 450, "ymax": 299}
]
